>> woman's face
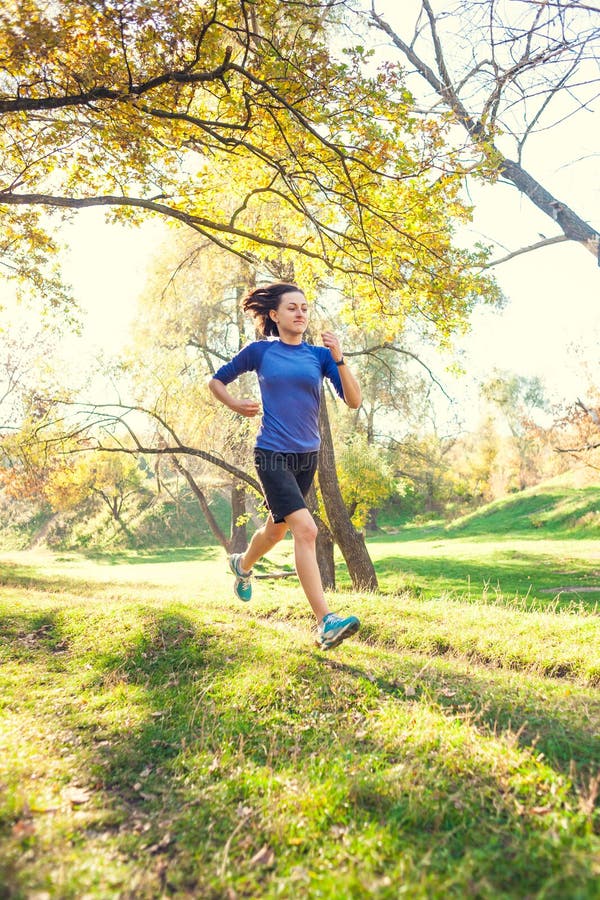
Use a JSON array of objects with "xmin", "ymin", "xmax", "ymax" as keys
[{"xmin": 270, "ymin": 290, "xmax": 309, "ymax": 335}]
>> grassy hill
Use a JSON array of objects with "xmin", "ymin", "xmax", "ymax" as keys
[
  {"xmin": 357, "ymin": 474, "xmax": 600, "ymax": 609},
  {"xmin": 446, "ymin": 475, "xmax": 600, "ymax": 538}
]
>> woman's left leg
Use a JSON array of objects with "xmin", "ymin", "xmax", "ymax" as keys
[
  {"xmin": 284, "ymin": 507, "xmax": 329, "ymax": 622},
  {"xmin": 241, "ymin": 514, "xmax": 288, "ymax": 572}
]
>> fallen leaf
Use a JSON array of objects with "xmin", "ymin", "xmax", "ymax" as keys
[
  {"xmin": 12, "ymin": 819, "xmax": 35, "ymax": 838},
  {"xmin": 29, "ymin": 803, "xmax": 59, "ymax": 814},
  {"xmin": 248, "ymin": 845, "xmax": 275, "ymax": 868},
  {"xmin": 147, "ymin": 831, "xmax": 172, "ymax": 854},
  {"xmin": 64, "ymin": 787, "xmax": 91, "ymax": 806}
]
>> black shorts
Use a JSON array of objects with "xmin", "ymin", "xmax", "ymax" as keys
[{"xmin": 254, "ymin": 449, "xmax": 318, "ymax": 524}]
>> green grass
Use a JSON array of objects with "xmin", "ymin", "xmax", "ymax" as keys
[
  {"xmin": 0, "ymin": 537, "xmax": 599, "ymax": 899},
  {"xmin": 419, "ymin": 480, "xmax": 600, "ymax": 539},
  {"xmin": 361, "ymin": 478, "xmax": 600, "ymax": 610},
  {"xmin": 362, "ymin": 535, "xmax": 600, "ymax": 610}
]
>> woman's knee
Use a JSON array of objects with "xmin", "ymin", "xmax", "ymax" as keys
[
  {"xmin": 290, "ymin": 517, "xmax": 318, "ymax": 544},
  {"xmin": 265, "ymin": 520, "xmax": 288, "ymax": 544}
]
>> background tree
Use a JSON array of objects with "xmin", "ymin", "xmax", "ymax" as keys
[
  {"xmin": 480, "ymin": 370, "xmax": 548, "ymax": 490},
  {"xmin": 337, "ymin": 433, "xmax": 397, "ymax": 529},
  {"xmin": 44, "ymin": 450, "xmax": 151, "ymax": 535},
  {"xmin": 553, "ymin": 393, "xmax": 600, "ymax": 470},
  {"xmin": 446, "ymin": 416, "xmax": 500, "ymax": 506},
  {"xmin": 391, "ymin": 430, "xmax": 458, "ymax": 516}
]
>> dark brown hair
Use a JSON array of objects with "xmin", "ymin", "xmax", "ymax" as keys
[{"xmin": 241, "ymin": 282, "xmax": 303, "ymax": 337}]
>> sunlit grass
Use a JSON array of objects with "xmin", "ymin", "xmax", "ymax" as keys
[{"xmin": 0, "ymin": 545, "xmax": 599, "ymax": 898}]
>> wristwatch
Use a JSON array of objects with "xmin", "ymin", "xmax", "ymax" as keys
[{"xmin": 335, "ymin": 357, "xmax": 345, "ymax": 366}]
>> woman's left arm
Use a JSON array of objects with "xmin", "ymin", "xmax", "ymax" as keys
[{"xmin": 321, "ymin": 330, "xmax": 362, "ymax": 409}]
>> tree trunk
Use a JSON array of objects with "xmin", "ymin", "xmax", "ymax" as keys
[
  {"xmin": 317, "ymin": 397, "xmax": 378, "ymax": 591},
  {"xmin": 171, "ymin": 455, "xmax": 231, "ymax": 550},
  {"xmin": 230, "ymin": 482, "xmax": 248, "ymax": 552},
  {"xmin": 366, "ymin": 508, "xmax": 381, "ymax": 532},
  {"xmin": 500, "ymin": 158, "xmax": 600, "ymax": 260},
  {"xmin": 306, "ymin": 482, "xmax": 336, "ymax": 591}
]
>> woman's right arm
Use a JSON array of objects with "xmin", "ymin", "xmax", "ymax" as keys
[{"xmin": 208, "ymin": 378, "xmax": 261, "ymax": 418}]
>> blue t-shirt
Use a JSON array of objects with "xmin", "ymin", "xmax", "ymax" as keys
[{"xmin": 213, "ymin": 338, "xmax": 345, "ymax": 452}]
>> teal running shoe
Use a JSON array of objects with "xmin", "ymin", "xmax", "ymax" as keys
[
  {"xmin": 228, "ymin": 553, "xmax": 253, "ymax": 602},
  {"xmin": 316, "ymin": 612, "xmax": 360, "ymax": 650}
]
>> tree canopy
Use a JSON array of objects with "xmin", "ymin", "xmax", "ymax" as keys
[{"xmin": 0, "ymin": 0, "xmax": 498, "ymax": 335}]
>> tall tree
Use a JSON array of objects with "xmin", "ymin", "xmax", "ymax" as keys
[{"xmin": 369, "ymin": 0, "xmax": 600, "ymax": 262}]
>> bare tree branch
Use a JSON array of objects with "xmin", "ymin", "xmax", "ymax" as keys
[
  {"xmin": 41, "ymin": 400, "xmax": 264, "ymax": 494},
  {"xmin": 346, "ymin": 342, "xmax": 452, "ymax": 399},
  {"xmin": 369, "ymin": 1, "xmax": 600, "ymax": 262},
  {"xmin": 484, "ymin": 234, "xmax": 569, "ymax": 267}
]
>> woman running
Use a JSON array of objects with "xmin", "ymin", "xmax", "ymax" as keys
[{"xmin": 208, "ymin": 282, "xmax": 362, "ymax": 650}]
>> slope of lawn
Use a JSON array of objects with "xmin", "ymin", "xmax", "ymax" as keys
[
  {"xmin": 365, "ymin": 475, "xmax": 600, "ymax": 608},
  {"xmin": 446, "ymin": 479, "xmax": 600, "ymax": 538},
  {"xmin": 0, "ymin": 541, "xmax": 598, "ymax": 899}
]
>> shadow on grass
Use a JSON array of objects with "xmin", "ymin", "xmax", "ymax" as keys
[
  {"xmin": 1, "ymin": 605, "xmax": 598, "ymax": 898},
  {"xmin": 0, "ymin": 608, "xmax": 68, "ymax": 656},
  {"xmin": 316, "ymin": 654, "xmax": 600, "ymax": 774},
  {"xmin": 80, "ymin": 546, "xmax": 220, "ymax": 565}
]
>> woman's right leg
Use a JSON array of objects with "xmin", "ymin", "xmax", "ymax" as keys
[
  {"xmin": 240, "ymin": 514, "xmax": 288, "ymax": 572},
  {"xmin": 284, "ymin": 508, "xmax": 329, "ymax": 622},
  {"xmin": 285, "ymin": 507, "xmax": 360, "ymax": 650}
]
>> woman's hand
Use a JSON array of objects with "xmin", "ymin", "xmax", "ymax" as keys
[
  {"xmin": 208, "ymin": 378, "xmax": 261, "ymax": 417},
  {"xmin": 230, "ymin": 398, "xmax": 261, "ymax": 417},
  {"xmin": 321, "ymin": 330, "xmax": 343, "ymax": 363}
]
